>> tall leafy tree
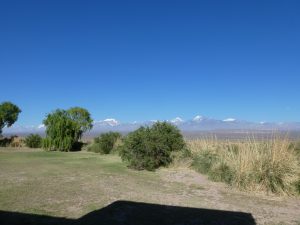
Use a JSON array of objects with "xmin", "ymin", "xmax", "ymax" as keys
[
  {"xmin": 43, "ymin": 107, "xmax": 93, "ymax": 151},
  {"xmin": 0, "ymin": 102, "xmax": 21, "ymax": 135},
  {"xmin": 67, "ymin": 107, "xmax": 93, "ymax": 140}
]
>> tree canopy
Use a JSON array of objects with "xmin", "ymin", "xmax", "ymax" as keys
[
  {"xmin": 67, "ymin": 107, "xmax": 93, "ymax": 140},
  {"xmin": 0, "ymin": 102, "xmax": 21, "ymax": 135},
  {"xmin": 43, "ymin": 107, "xmax": 93, "ymax": 151}
]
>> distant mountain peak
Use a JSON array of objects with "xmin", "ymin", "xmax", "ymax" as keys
[
  {"xmin": 3, "ymin": 116, "xmax": 300, "ymax": 135},
  {"xmin": 38, "ymin": 124, "xmax": 45, "ymax": 129},
  {"xmin": 103, "ymin": 118, "xmax": 119, "ymax": 126},
  {"xmin": 94, "ymin": 118, "xmax": 119, "ymax": 126},
  {"xmin": 193, "ymin": 115, "xmax": 204, "ymax": 121},
  {"xmin": 223, "ymin": 118, "xmax": 236, "ymax": 122},
  {"xmin": 171, "ymin": 117, "xmax": 184, "ymax": 124}
]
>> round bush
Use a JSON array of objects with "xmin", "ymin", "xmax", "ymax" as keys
[
  {"xmin": 119, "ymin": 122, "xmax": 185, "ymax": 171},
  {"xmin": 25, "ymin": 134, "xmax": 42, "ymax": 148}
]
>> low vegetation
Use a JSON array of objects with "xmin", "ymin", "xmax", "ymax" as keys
[
  {"xmin": 188, "ymin": 137, "xmax": 300, "ymax": 195},
  {"xmin": 0, "ymin": 136, "xmax": 24, "ymax": 147},
  {"xmin": 119, "ymin": 122, "xmax": 185, "ymax": 171},
  {"xmin": 88, "ymin": 132, "xmax": 121, "ymax": 154},
  {"xmin": 24, "ymin": 134, "xmax": 42, "ymax": 148},
  {"xmin": 0, "ymin": 137, "xmax": 14, "ymax": 147}
]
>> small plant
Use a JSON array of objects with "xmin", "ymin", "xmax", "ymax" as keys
[
  {"xmin": 88, "ymin": 132, "xmax": 121, "ymax": 154},
  {"xmin": 192, "ymin": 150, "xmax": 218, "ymax": 174},
  {"xmin": 25, "ymin": 134, "xmax": 42, "ymax": 148},
  {"xmin": 209, "ymin": 162, "xmax": 234, "ymax": 184},
  {"xmin": 119, "ymin": 122, "xmax": 185, "ymax": 171}
]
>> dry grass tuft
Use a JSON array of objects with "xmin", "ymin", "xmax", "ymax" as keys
[{"xmin": 188, "ymin": 136, "xmax": 300, "ymax": 195}]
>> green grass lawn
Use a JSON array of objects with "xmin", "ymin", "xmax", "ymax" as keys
[{"xmin": 0, "ymin": 148, "xmax": 162, "ymax": 218}]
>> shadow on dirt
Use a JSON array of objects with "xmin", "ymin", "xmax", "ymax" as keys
[{"xmin": 0, "ymin": 200, "xmax": 256, "ymax": 225}]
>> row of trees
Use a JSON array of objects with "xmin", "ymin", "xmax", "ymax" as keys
[
  {"xmin": 1, "ymin": 101, "xmax": 186, "ymax": 170},
  {"xmin": 0, "ymin": 102, "xmax": 94, "ymax": 150}
]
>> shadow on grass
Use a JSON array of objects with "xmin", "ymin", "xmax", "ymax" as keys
[
  {"xmin": 70, "ymin": 141, "xmax": 86, "ymax": 152},
  {"xmin": 0, "ymin": 200, "xmax": 256, "ymax": 225}
]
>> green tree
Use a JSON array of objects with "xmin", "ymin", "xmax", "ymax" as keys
[
  {"xmin": 43, "ymin": 107, "xmax": 93, "ymax": 151},
  {"xmin": 0, "ymin": 102, "xmax": 21, "ymax": 135},
  {"xmin": 67, "ymin": 107, "xmax": 93, "ymax": 140}
]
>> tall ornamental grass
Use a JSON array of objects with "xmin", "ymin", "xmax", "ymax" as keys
[{"xmin": 189, "ymin": 137, "xmax": 300, "ymax": 195}]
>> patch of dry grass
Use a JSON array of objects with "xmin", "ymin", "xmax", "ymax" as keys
[{"xmin": 188, "ymin": 136, "xmax": 300, "ymax": 195}]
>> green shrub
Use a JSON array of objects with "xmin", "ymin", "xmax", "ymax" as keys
[
  {"xmin": 192, "ymin": 150, "xmax": 234, "ymax": 184},
  {"xmin": 192, "ymin": 150, "xmax": 218, "ymax": 174},
  {"xmin": 209, "ymin": 162, "xmax": 234, "ymax": 184},
  {"xmin": 24, "ymin": 134, "xmax": 42, "ymax": 148},
  {"xmin": 0, "ymin": 137, "xmax": 11, "ymax": 147},
  {"xmin": 119, "ymin": 122, "xmax": 185, "ymax": 171},
  {"xmin": 88, "ymin": 132, "xmax": 121, "ymax": 154}
]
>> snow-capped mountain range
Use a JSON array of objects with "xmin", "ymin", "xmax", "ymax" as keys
[{"xmin": 3, "ymin": 115, "xmax": 300, "ymax": 135}]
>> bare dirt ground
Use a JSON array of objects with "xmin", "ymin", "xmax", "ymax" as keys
[{"xmin": 158, "ymin": 168, "xmax": 300, "ymax": 225}]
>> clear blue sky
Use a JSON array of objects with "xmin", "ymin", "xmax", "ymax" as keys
[{"xmin": 1, "ymin": 0, "xmax": 299, "ymax": 125}]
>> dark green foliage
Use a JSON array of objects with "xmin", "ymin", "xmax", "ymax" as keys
[
  {"xmin": 43, "ymin": 107, "xmax": 93, "ymax": 151},
  {"xmin": 43, "ymin": 110, "xmax": 75, "ymax": 151},
  {"xmin": 67, "ymin": 107, "xmax": 93, "ymax": 140},
  {"xmin": 0, "ymin": 137, "xmax": 12, "ymax": 147},
  {"xmin": 209, "ymin": 163, "xmax": 234, "ymax": 184},
  {"xmin": 119, "ymin": 122, "xmax": 185, "ymax": 171},
  {"xmin": 192, "ymin": 151, "xmax": 218, "ymax": 174},
  {"xmin": 88, "ymin": 132, "xmax": 121, "ymax": 154},
  {"xmin": 294, "ymin": 179, "xmax": 300, "ymax": 194},
  {"xmin": 0, "ymin": 102, "xmax": 21, "ymax": 135},
  {"xmin": 192, "ymin": 151, "xmax": 234, "ymax": 184},
  {"xmin": 25, "ymin": 134, "xmax": 42, "ymax": 148},
  {"xmin": 254, "ymin": 159, "xmax": 287, "ymax": 193}
]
